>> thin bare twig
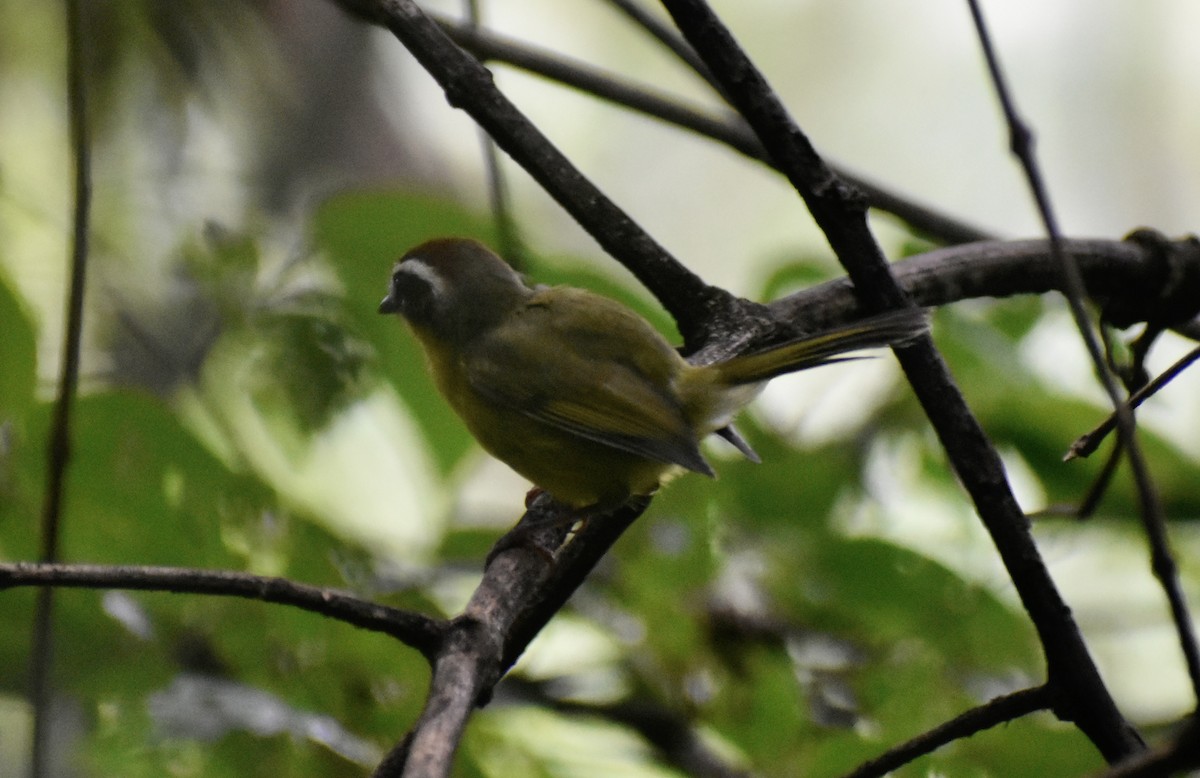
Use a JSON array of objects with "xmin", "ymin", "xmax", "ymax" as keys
[
  {"xmin": 966, "ymin": 0, "xmax": 1200, "ymax": 703},
  {"xmin": 658, "ymin": 0, "xmax": 1142, "ymax": 761},
  {"xmin": 1, "ymin": 562, "xmax": 445, "ymax": 657},
  {"xmin": 31, "ymin": 1, "xmax": 91, "ymax": 773},
  {"xmin": 1034, "ymin": 438, "xmax": 1125, "ymax": 521},
  {"xmin": 461, "ymin": 0, "xmax": 526, "ymax": 268},
  {"xmin": 840, "ymin": 686, "xmax": 1053, "ymax": 778}
]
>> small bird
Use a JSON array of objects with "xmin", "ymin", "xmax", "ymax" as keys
[{"xmin": 379, "ymin": 238, "xmax": 925, "ymax": 513}]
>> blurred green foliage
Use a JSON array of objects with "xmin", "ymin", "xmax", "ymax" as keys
[{"xmin": 4, "ymin": 185, "xmax": 1196, "ymax": 776}]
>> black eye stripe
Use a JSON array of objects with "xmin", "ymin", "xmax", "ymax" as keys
[
  {"xmin": 394, "ymin": 259, "xmax": 445, "ymax": 298},
  {"xmin": 387, "ymin": 259, "xmax": 445, "ymax": 324}
]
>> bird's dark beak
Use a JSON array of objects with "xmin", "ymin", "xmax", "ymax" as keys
[{"xmin": 378, "ymin": 294, "xmax": 399, "ymax": 315}]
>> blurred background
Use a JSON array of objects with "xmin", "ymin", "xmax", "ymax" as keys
[{"xmin": 1, "ymin": 1, "xmax": 1198, "ymax": 775}]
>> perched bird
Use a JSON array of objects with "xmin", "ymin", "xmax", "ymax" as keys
[{"xmin": 379, "ymin": 238, "xmax": 925, "ymax": 513}]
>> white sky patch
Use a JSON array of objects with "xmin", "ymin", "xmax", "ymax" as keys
[{"xmin": 752, "ymin": 356, "xmax": 903, "ymax": 447}]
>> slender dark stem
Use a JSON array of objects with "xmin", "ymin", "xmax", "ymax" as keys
[
  {"xmin": 839, "ymin": 686, "xmax": 1053, "ymax": 778},
  {"xmin": 461, "ymin": 0, "xmax": 526, "ymax": 268},
  {"xmin": 1, "ymin": 562, "xmax": 445, "ymax": 657},
  {"xmin": 966, "ymin": 0, "xmax": 1200, "ymax": 703},
  {"xmin": 31, "ymin": 1, "xmax": 91, "ymax": 773},
  {"xmin": 659, "ymin": 0, "xmax": 1142, "ymax": 760}
]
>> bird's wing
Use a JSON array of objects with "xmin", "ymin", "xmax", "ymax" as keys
[{"xmin": 462, "ymin": 289, "xmax": 713, "ymax": 476}]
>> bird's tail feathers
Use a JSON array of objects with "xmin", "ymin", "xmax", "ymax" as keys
[{"xmin": 714, "ymin": 307, "xmax": 928, "ymax": 386}]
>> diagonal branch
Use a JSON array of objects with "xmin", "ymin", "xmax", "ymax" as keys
[
  {"xmin": 965, "ymin": 0, "xmax": 1200, "ymax": 705},
  {"xmin": 339, "ymin": 0, "xmax": 756, "ymax": 351},
  {"xmin": 657, "ymin": 0, "xmax": 1144, "ymax": 761}
]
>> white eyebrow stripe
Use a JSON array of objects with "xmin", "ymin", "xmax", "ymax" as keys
[{"xmin": 397, "ymin": 257, "xmax": 446, "ymax": 299}]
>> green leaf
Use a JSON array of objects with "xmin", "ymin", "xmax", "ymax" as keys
[
  {"xmin": 249, "ymin": 312, "xmax": 368, "ymax": 434},
  {"xmin": 757, "ymin": 253, "xmax": 834, "ymax": 304},
  {"xmin": 5, "ymin": 390, "xmax": 272, "ymax": 567}
]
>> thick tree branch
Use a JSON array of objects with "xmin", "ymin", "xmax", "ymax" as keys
[
  {"xmin": 658, "ymin": 0, "xmax": 1144, "ymax": 761},
  {"xmin": 770, "ymin": 235, "xmax": 1200, "ymax": 335},
  {"xmin": 373, "ymin": 495, "xmax": 647, "ymax": 778}
]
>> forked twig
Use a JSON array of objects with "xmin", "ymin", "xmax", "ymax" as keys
[{"xmin": 1066, "ymin": 344, "xmax": 1200, "ymax": 460}]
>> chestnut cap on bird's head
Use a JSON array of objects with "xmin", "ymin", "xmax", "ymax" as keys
[{"xmin": 378, "ymin": 238, "xmax": 532, "ymax": 343}]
